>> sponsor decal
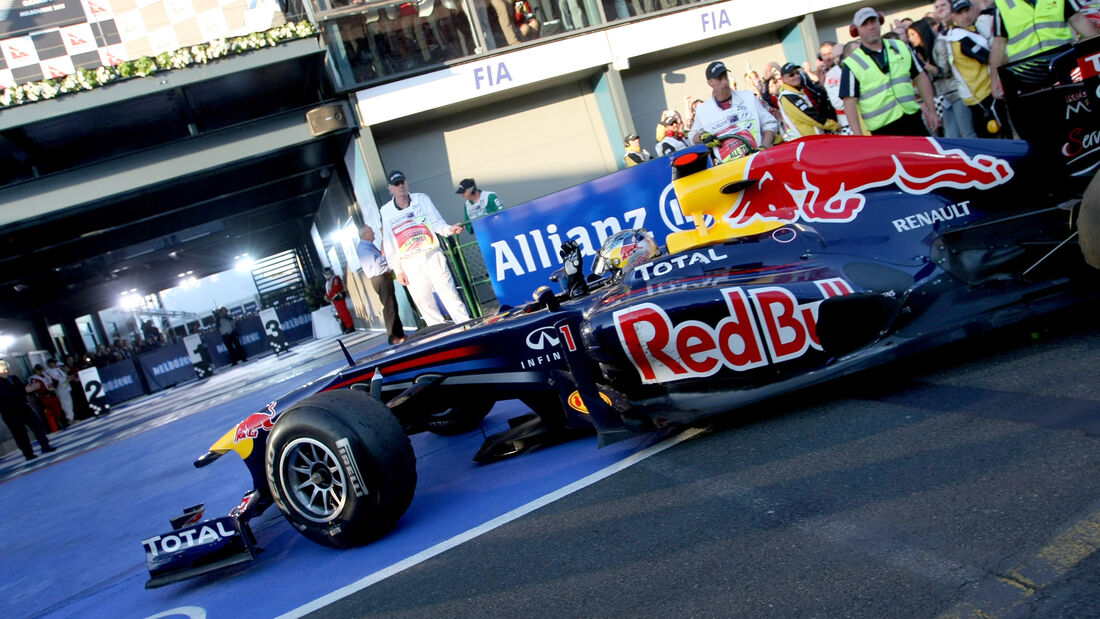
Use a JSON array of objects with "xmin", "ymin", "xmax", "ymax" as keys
[
  {"xmin": 566, "ymin": 390, "xmax": 611, "ymax": 414},
  {"xmin": 281, "ymin": 313, "xmax": 311, "ymax": 330},
  {"xmin": 335, "ymin": 438, "xmax": 367, "ymax": 497},
  {"xmin": 103, "ymin": 374, "xmax": 134, "ymax": 392},
  {"xmin": 521, "ymin": 325, "xmax": 576, "ymax": 367},
  {"xmin": 489, "ymin": 208, "xmax": 648, "ymax": 280},
  {"xmin": 239, "ymin": 331, "xmax": 263, "ymax": 345},
  {"xmin": 525, "ymin": 326, "xmax": 559, "ymax": 350},
  {"xmin": 519, "ymin": 351, "xmax": 562, "ymax": 369},
  {"xmin": 701, "ymin": 8, "xmax": 734, "ymax": 33},
  {"xmin": 558, "ymin": 325, "xmax": 577, "ymax": 351},
  {"xmin": 726, "ymin": 139, "xmax": 1013, "ymax": 228},
  {"xmin": 142, "ymin": 520, "xmax": 237, "ymax": 558},
  {"xmin": 1066, "ymin": 90, "xmax": 1090, "ymax": 119},
  {"xmin": 233, "ymin": 402, "xmax": 277, "ymax": 442},
  {"xmin": 632, "ymin": 247, "xmax": 729, "ymax": 282},
  {"xmin": 151, "ymin": 356, "xmax": 191, "ymax": 376},
  {"xmin": 473, "ymin": 61, "xmax": 513, "ymax": 90},
  {"xmin": 1062, "ymin": 127, "xmax": 1100, "ymax": 163},
  {"xmin": 614, "ymin": 278, "xmax": 853, "ymax": 384},
  {"xmin": 891, "ymin": 200, "xmax": 972, "ymax": 232}
]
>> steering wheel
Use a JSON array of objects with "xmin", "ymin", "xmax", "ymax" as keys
[{"xmin": 710, "ymin": 133, "xmax": 759, "ymax": 163}]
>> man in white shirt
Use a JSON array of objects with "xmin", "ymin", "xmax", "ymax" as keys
[
  {"xmin": 689, "ymin": 60, "xmax": 778, "ymax": 162},
  {"xmin": 379, "ymin": 170, "xmax": 471, "ymax": 326},
  {"xmin": 44, "ymin": 358, "xmax": 74, "ymax": 425}
]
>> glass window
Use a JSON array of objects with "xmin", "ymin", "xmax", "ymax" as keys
[
  {"xmin": 316, "ymin": 0, "xmax": 613, "ymax": 89},
  {"xmin": 324, "ymin": 1, "xmax": 480, "ymax": 84}
]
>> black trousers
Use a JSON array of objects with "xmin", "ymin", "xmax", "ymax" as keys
[
  {"xmin": 1, "ymin": 403, "xmax": 51, "ymax": 458},
  {"xmin": 223, "ymin": 332, "xmax": 247, "ymax": 365},
  {"xmin": 871, "ymin": 111, "xmax": 929, "ymax": 136},
  {"xmin": 370, "ymin": 271, "xmax": 405, "ymax": 342}
]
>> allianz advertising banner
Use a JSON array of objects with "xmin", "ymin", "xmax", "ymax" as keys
[{"xmin": 470, "ymin": 156, "xmax": 693, "ymax": 306}]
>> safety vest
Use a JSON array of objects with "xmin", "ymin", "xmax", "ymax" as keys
[
  {"xmin": 843, "ymin": 39, "xmax": 922, "ymax": 132},
  {"xmin": 996, "ymin": 0, "xmax": 1075, "ymax": 63}
]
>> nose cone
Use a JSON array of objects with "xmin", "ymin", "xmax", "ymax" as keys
[{"xmin": 666, "ymin": 153, "xmax": 782, "ymax": 254}]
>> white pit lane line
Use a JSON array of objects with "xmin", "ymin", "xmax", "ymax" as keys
[{"xmin": 277, "ymin": 427, "xmax": 706, "ymax": 619}]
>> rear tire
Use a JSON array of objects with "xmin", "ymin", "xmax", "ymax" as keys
[
  {"xmin": 1081, "ymin": 170, "xmax": 1100, "ymax": 269},
  {"xmin": 266, "ymin": 390, "xmax": 416, "ymax": 549}
]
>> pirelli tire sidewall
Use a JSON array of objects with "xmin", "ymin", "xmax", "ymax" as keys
[{"xmin": 265, "ymin": 389, "xmax": 416, "ymax": 549}]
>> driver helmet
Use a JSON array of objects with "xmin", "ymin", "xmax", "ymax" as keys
[{"xmin": 592, "ymin": 228, "xmax": 659, "ymax": 278}]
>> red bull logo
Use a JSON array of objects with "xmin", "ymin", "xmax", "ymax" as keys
[
  {"xmin": 725, "ymin": 137, "xmax": 1014, "ymax": 227},
  {"xmin": 234, "ymin": 402, "xmax": 277, "ymax": 442},
  {"xmin": 614, "ymin": 278, "xmax": 852, "ymax": 384}
]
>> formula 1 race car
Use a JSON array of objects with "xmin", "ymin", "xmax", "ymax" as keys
[{"xmin": 142, "ymin": 44, "xmax": 1100, "ymax": 588}]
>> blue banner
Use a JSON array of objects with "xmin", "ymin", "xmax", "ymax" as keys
[
  {"xmin": 275, "ymin": 301, "xmax": 312, "ymax": 343},
  {"xmin": 137, "ymin": 342, "xmax": 195, "ymax": 392},
  {"xmin": 470, "ymin": 157, "xmax": 692, "ymax": 306},
  {"xmin": 202, "ymin": 331, "xmax": 231, "ymax": 368},
  {"xmin": 236, "ymin": 315, "xmax": 269, "ymax": 359},
  {"xmin": 97, "ymin": 358, "xmax": 145, "ymax": 405}
]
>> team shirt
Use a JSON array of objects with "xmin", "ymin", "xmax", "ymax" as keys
[
  {"xmin": 463, "ymin": 190, "xmax": 503, "ymax": 224},
  {"xmin": 688, "ymin": 90, "xmax": 779, "ymax": 153},
  {"xmin": 379, "ymin": 192, "xmax": 454, "ymax": 272}
]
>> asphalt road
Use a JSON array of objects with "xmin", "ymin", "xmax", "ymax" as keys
[{"xmin": 312, "ymin": 299, "xmax": 1100, "ymax": 618}]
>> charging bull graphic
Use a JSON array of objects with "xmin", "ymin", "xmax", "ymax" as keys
[
  {"xmin": 721, "ymin": 137, "xmax": 1015, "ymax": 227},
  {"xmin": 234, "ymin": 402, "xmax": 277, "ymax": 442}
]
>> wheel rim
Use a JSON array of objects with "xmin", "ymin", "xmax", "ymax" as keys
[{"xmin": 279, "ymin": 437, "xmax": 347, "ymax": 523}]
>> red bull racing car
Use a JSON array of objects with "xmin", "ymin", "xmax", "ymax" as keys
[{"xmin": 142, "ymin": 43, "xmax": 1100, "ymax": 588}]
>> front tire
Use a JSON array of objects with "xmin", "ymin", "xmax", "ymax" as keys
[{"xmin": 266, "ymin": 390, "xmax": 416, "ymax": 549}]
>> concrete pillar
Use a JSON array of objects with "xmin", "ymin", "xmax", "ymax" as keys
[
  {"xmin": 591, "ymin": 65, "xmax": 635, "ymax": 170},
  {"xmin": 779, "ymin": 15, "xmax": 820, "ymax": 68}
]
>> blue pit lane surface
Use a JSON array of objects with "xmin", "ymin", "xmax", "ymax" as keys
[{"xmin": 0, "ymin": 335, "xmax": 669, "ymax": 618}]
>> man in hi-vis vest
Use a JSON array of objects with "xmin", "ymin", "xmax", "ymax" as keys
[
  {"xmin": 988, "ymin": 0, "xmax": 1098, "ymax": 98},
  {"xmin": 840, "ymin": 7, "xmax": 941, "ymax": 136}
]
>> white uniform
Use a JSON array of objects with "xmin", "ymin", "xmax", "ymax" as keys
[
  {"xmin": 688, "ymin": 90, "xmax": 779, "ymax": 152},
  {"xmin": 44, "ymin": 365, "xmax": 73, "ymax": 423},
  {"xmin": 379, "ymin": 192, "xmax": 471, "ymax": 326},
  {"xmin": 823, "ymin": 64, "xmax": 851, "ymax": 134}
]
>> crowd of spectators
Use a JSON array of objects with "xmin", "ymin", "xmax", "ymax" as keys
[{"xmin": 630, "ymin": 0, "xmax": 1031, "ymax": 160}]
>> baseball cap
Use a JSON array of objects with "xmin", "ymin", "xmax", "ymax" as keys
[
  {"xmin": 781, "ymin": 62, "xmax": 800, "ymax": 76},
  {"xmin": 623, "ymin": 133, "xmax": 639, "ymax": 146},
  {"xmin": 387, "ymin": 170, "xmax": 406, "ymax": 185},
  {"xmin": 950, "ymin": 0, "xmax": 971, "ymax": 12},
  {"xmin": 455, "ymin": 178, "xmax": 476, "ymax": 194},
  {"xmin": 852, "ymin": 7, "xmax": 880, "ymax": 26},
  {"xmin": 705, "ymin": 61, "xmax": 729, "ymax": 80}
]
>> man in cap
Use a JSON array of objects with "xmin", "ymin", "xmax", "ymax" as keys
[
  {"xmin": 622, "ymin": 133, "xmax": 651, "ymax": 167},
  {"xmin": 456, "ymin": 178, "xmax": 504, "ymax": 228},
  {"xmin": 655, "ymin": 114, "xmax": 691, "ymax": 156},
  {"xmin": 0, "ymin": 360, "xmax": 54, "ymax": 461},
  {"xmin": 379, "ymin": 170, "xmax": 471, "ymax": 326},
  {"xmin": 988, "ymin": 0, "xmax": 1096, "ymax": 98},
  {"xmin": 689, "ymin": 60, "xmax": 778, "ymax": 162},
  {"xmin": 840, "ymin": 6, "xmax": 941, "ymax": 136},
  {"xmin": 777, "ymin": 62, "xmax": 840, "ymax": 139},
  {"xmin": 946, "ymin": 0, "xmax": 1010, "ymax": 138}
]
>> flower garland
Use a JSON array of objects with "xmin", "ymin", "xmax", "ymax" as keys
[{"xmin": 0, "ymin": 21, "xmax": 317, "ymax": 108}]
